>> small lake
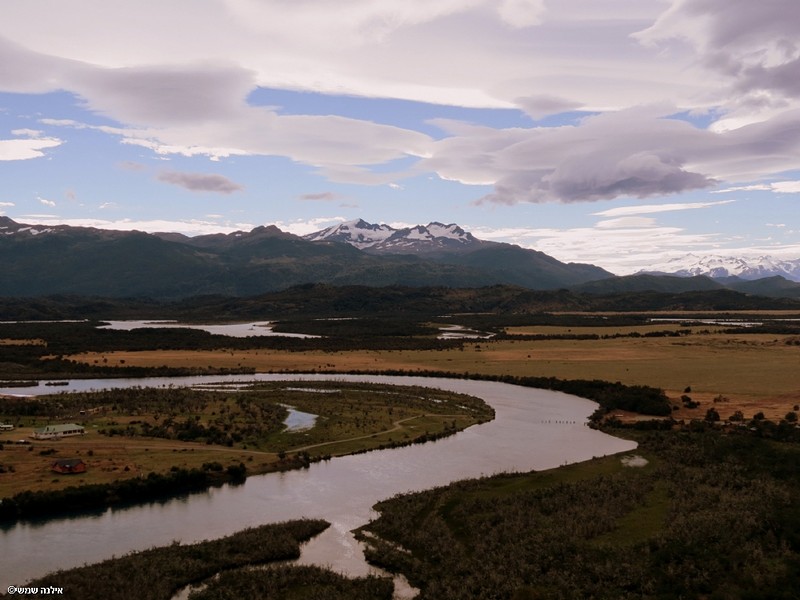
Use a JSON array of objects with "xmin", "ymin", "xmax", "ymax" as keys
[
  {"xmin": 97, "ymin": 320, "xmax": 319, "ymax": 338},
  {"xmin": 0, "ymin": 374, "xmax": 636, "ymax": 588}
]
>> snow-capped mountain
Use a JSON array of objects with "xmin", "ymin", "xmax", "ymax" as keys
[
  {"xmin": 303, "ymin": 218, "xmax": 490, "ymax": 254},
  {"xmin": 642, "ymin": 254, "xmax": 800, "ymax": 282},
  {"xmin": 0, "ymin": 216, "xmax": 60, "ymax": 236}
]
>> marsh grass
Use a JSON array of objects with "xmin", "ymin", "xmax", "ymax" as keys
[{"xmin": 29, "ymin": 519, "xmax": 330, "ymax": 600}]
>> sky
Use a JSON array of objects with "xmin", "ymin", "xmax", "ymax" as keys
[{"xmin": 2, "ymin": 0, "xmax": 800, "ymax": 275}]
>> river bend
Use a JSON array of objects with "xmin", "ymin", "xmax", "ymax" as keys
[{"xmin": 0, "ymin": 374, "xmax": 637, "ymax": 587}]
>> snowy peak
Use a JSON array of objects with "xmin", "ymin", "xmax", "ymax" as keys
[
  {"xmin": 303, "ymin": 219, "xmax": 489, "ymax": 254},
  {"xmin": 643, "ymin": 254, "xmax": 800, "ymax": 282},
  {"xmin": 303, "ymin": 219, "xmax": 396, "ymax": 249}
]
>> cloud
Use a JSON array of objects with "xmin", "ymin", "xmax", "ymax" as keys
[
  {"xmin": 469, "ymin": 221, "xmax": 727, "ymax": 275},
  {"xmin": 713, "ymin": 180, "xmax": 800, "ymax": 194},
  {"xmin": 0, "ymin": 136, "xmax": 63, "ymax": 161},
  {"xmin": 15, "ymin": 216, "xmax": 256, "ymax": 236},
  {"xmin": 0, "ymin": 201, "xmax": 15, "ymax": 207},
  {"xmin": 156, "ymin": 171, "xmax": 244, "ymax": 194},
  {"xmin": 635, "ymin": 0, "xmax": 800, "ymax": 127},
  {"xmin": 595, "ymin": 216, "xmax": 658, "ymax": 229},
  {"xmin": 712, "ymin": 184, "xmax": 772, "ymax": 194},
  {"xmin": 514, "ymin": 95, "xmax": 584, "ymax": 119},
  {"xmin": 0, "ymin": 1, "xmax": 697, "ymax": 112},
  {"xmin": 1, "ymin": 1, "xmax": 799, "ymax": 203},
  {"xmin": 268, "ymin": 216, "xmax": 347, "ymax": 236},
  {"xmin": 771, "ymin": 180, "xmax": 800, "ymax": 194},
  {"xmin": 10, "ymin": 128, "xmax": 43, "ymax": 137},
  {"xmin": 428, "ymin": 106, "xmax": 800, "ymax": 204},
  {"xmin": 429, "ymin": 108, "xmax": 717, "ymax": 203},
  {"xmin": 37, "ymin": 196, "xmax": 56, "ymax": 207},
  {"xmin": 297, "ymin": 192, "xmax": 338, "ymax": 201},
  {"xmin": 497, "ymin": 0, "xmax": 547, "ymax": 28},
  {"xmin": 593, "ymin": 199, "xmax": 735, "ymax": 217},
  {"xmin": 117, "ymin": 160, "xmax": 147, "ymax": 171}
]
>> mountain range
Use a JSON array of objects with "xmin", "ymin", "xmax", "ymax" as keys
[
  {"xmin": 640, "ymin": 254, "xmax": 800, "ymax": 282},
  {"xmin": 3, "ymin": 216, "xmax": 800, "ymax": 300},
  {"xmin": 0, "ymin": 217, "xmax": 611, "ymax": 298}
]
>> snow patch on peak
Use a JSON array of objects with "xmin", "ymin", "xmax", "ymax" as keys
[{"xmin": 425, "ymin": 222, "xmax": 469, "ymax": 241}]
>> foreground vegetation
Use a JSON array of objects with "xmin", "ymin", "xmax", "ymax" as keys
[
  {"xmin": 358, "ymin": 427, "xmax": 800, "ymax": 599},
  {"xmin": 27, "ymin": 519, "xmax": 389, "ymax": 600}
]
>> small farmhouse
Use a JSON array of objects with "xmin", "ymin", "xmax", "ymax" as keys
[
  {"xmin": 51, "ymin": 459, "xmax": 87, "ymax": 474},
  {"xmin": 32, "ymin": 423, "xmax": 85, "ymax": 440}
]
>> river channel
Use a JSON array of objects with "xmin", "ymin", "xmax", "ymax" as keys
[{"xmin": 0, "ymin": 374, "xmax": 637, "ymax": 589}]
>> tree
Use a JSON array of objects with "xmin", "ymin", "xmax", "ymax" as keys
[{"xmin": 705, "ymin": 407, "xmax": 721, "ymax": 422}]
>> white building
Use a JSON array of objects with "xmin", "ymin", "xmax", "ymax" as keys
[{"xmin": 32, "ymin": 423, "xmax": 85, "ymax": 440}]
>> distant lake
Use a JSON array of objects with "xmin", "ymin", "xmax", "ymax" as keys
[
  {"xmin": 0, "ymin": 374, "xmax": 636, "ymax": 588},
  {"xmin": 97, "ymin": 320, "xmax": 319, "ymax": 338}
]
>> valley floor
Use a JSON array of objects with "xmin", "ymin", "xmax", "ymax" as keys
[{"xmin": 66, "ymin": 326, "xmax": 800, "ymax": 422}]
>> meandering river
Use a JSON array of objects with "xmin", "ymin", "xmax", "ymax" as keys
[{"xmin": 0, "ymin": 374, "xmax": 637, "ymax": 589}]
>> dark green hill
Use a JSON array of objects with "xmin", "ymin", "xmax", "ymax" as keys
[
  {"xmin": 429, "ymin": 244, "xmax": 613, "ymax": 289},
  {"xmin": 572, "ymin": 274, "xmax": 725, "ymax": 295},
  {"xmin": 2, "ymin": 285, "xmax": 798, "ymax": 322},
  {"xmin": 725, "ymin": 275, "xmax": 800, "ymax": 298}
]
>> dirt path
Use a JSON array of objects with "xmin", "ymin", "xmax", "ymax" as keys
[{"xmin": 292, "ymin": 413, "xmax": 463, "ymax": 452}]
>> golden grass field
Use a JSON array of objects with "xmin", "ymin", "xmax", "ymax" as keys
[
  {"xmin": 66, "ymin": 326, "xmax": 800, "ymax": 424},
  {"xmin": 0, "ymin": 429, "xmax": 259, "ymax": 497}
]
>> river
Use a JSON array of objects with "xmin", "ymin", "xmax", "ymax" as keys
[{"xmin": 0, "ymin": 374, "xmax": 637, "ymax": 589}]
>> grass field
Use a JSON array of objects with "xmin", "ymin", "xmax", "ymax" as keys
[
  {"xmin": 67, "ymin": 327, "xmax": 800, "ymax": 422},
  {"xmin": 0, "ymin": 432, "xmax": 256, "ymax": 497}
]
